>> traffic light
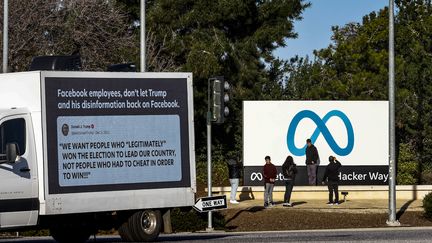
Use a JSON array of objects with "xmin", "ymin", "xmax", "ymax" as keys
[{"xmin": 210, "ymin": 76, "xmax": 230, "ymax": 124}]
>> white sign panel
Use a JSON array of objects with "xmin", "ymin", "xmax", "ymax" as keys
[
  {"xmin": 57, "ymin": 115, "xmax": 181, "ymax": 186},
  {"xmin": 243, "ymin": 101, "xmax": 389, "ymax": 167}
]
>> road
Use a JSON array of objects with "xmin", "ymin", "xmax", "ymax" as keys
[{"xmin": 1, "ymin": 227, "xmax": 432, "ymax": 243}]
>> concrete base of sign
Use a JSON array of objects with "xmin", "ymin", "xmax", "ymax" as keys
[
  {"xmin": 208, "ymin": 185, "xmax": 432, "ymax": 201},
  {"xmin": 386, "ymin": 220, "xmax": 401, "ymax": 227}
]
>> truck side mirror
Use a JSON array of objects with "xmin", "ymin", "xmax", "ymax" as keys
[{"xmin": 6, "ymin": 143, "xmax": 19, "ymax": 163}]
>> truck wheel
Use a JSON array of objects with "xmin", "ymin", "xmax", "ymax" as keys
[
  {"xmin": 50, "ymin": 226, "xmax": 92, "ymax": 243},
  {"xmin": 118, "ymin": 222, "xmax": 134, "ymax": 242},
  {"xmin": 128, "ymin": 210, "xmax": 162, "ymax": 242}
]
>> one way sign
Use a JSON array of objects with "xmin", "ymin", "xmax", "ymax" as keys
[{"xmin": 193, "ymin": 195, "xmax": 227, "ymax": 212}]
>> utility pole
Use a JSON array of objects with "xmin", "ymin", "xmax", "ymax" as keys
[
  {"xmin": 387, "ymin": 0, "xmax": 400, "ymax": 227},
  {"xmin": 140, "ymin": 0, "xmax": 145, "ymax": 72},
  {"xmin": 2, "ymin": 0, "xmax": 8, "ymax": 73}
]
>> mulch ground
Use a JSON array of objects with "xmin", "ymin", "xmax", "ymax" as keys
[{"xmin": 221, "ymin": 208, "xmax": 432, "ymax": 231}]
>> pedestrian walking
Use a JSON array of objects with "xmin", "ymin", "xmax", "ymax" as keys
[
  {"xmin": 282, "ymin": 155, "xmax": 297, "ymax": 207},
  {"xmin": 227, "ymin": 158, "xmax": 242, "ymax": 204},
  {"xmin": 263, "ymin": 155, "xmax": 277, "ymax": 208},
  {"xmin": 305, "ymin": 138, "xmax": 320, "ymax": 185},
  {"xmin": 322, "ymin": 156, "xmax": 342, "ymax": 205}
]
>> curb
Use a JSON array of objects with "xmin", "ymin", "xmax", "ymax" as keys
[{"xmin": 169, "ymin": 226, "xmax": 432, "ymax": 235}]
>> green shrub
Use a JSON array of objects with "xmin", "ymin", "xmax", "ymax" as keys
[
  {"xmin": 423, "ymin": 192, "xmax": 432, "ymax": 219},
  {"xmin": 196, "ymin": 144, "xmax": 229, "ymax": 188},
  {"xmin": 171, "ymin": 208, "xmax": 225, "ymax": 232},
  {"xmin": 421, "ymin": 169, "xmax": 432, "ymax": 185},
  {"xmin": 397, "ymin": 143, "xmax": 419, "ymax": 185},
  {"xmin": 398, "ymin": 162, "xmax": 418, "ymax": 184},
  {"xmin": 420, "ymin": 163, "xmax": 432, "ymax": 184}
]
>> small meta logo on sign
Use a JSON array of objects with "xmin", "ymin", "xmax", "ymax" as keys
[{"xmin": 287, "ymin": 110, "xmax": 355, "ymax": 156}]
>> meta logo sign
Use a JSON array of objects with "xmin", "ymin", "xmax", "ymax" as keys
[
  {"xmin": 243, "ymin": 101, "xmax": 389, "ymax": 185},
  {"xmin": 243, "ymin": 101, "xmax": 389, "ymax": 168},
  {"xmin": 287, "ymin": 110, "xmax": 354, "ymax": 156}
]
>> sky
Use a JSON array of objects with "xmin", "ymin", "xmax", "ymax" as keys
[{"xmin": 276, "ymin": 0, "xmax": 389, "ymax": 60}]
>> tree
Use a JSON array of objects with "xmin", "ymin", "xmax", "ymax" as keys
[
  {"xmin": 142, "ymin": 0, "xmax": 310, "ymax": 156},
  {"xmin": 0, "ymin": 0, "xmax": 174, "ymax": 71},
  {"xmin": 285, "ymin": 1, "xmax": 432, "ymax": 184},
  {"xmin": 395, "ymin": 0, "xmax": 432, "ymax": 183},
  {"xmin": 115, "ymin": 1, "xmax": 310, "ymax": 188},
  {"xmin": 286, "ymin": 10, "xmax": 389, "ymax": 101}
]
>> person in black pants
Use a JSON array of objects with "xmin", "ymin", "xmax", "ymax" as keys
[
  {"xmin": 305, "ymin": 139, "xmax": 320, "ymax": 185},
  {"xmin": 322, "ymin": 156, "xmax": 342, "ymax": 205},
  {"xmin": 282, "ymin": 155, "xmax": 297, "ymax": 207}
]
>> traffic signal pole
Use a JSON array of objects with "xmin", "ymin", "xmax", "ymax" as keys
[{"xmin": 206, "ymin": 76, "xmax": 230, "ymax": 231}]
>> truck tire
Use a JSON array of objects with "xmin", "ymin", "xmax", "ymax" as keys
[
  {"xmin": 128, "ymin": 210, "xmax": 162, "ymax": 242},
  {"xmin": 50, "ymin": 226, "xmax": 92, "ymax": 243},
  {"xmin": 118, "ymin": 222, "xmax": 134, "ymax": 242}
]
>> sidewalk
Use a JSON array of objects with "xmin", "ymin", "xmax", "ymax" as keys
[
  {"xmin": 226, "ymin": 198, "xmax": 424, "ymax": 213},
  {"xmin": 210, "ymin": 185, "xmax": 432, "ymax": 200},
  {"xmin": 211, "ymin": 185, "xmax": 430, "ymax": 213}
]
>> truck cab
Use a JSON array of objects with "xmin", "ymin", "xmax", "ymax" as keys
[{"xmin": 0, "ymin": 108, "xmax": 39, "ymax": 228}]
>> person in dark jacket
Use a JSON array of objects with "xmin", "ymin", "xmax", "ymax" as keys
[
  {"xmin": 282, "ymin": 155, "xmax": 297, "ymax": 207},
  {"xmin": 322, "ymin": 156, "xmax": 342, "ymax": 205},
  {"xmin": 263, "ymin": 156, "xmax": 277, "ymax": 208},
  {"xmin": 305, "ymin": 138, "xmax": 320, "ymax": 185},
  {"xmin": 227, "ymin": 158, "xmax": 242, "ymax": 204}
]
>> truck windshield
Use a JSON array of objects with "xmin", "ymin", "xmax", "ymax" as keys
[{"xmin": 0, "ymin": 118, "xmax": 26, "ymax": 157}]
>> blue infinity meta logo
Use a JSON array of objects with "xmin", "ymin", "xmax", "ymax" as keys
[{"xmin": 287, "ymin": 110, "xmax": 354, "ymax": 156}]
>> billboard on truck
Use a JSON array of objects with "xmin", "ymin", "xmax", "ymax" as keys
[
  {"xmin": 41, "ymin": 73, "xmax": 194, "ymax": 194},
  {"xmin": 243, "ymin": 101, "xmax": 389, "ymax": 186}
]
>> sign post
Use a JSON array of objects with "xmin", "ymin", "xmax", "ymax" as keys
[{"xmin": 206, "ymin": 79, "xmax": 213, "ymax": 231}]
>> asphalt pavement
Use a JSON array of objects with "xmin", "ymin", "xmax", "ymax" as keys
[{"xmin": 1, "ymin": 227, "xmax": 432, "ymax": 243}]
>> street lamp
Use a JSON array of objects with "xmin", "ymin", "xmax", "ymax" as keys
[
  {"xmin": 2, "ymin": 0, "xmax": 8, "ymax": 73},
  {"xmin": 387, "ymin": 0, "xmax": 400, "ymax": 227},
  {"xmin": 140, "ymin": 0, "xmax": 145, "ymax": 72}
]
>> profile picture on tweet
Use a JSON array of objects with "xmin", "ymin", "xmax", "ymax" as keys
[{"xmin": 61, "ymin": 123, "xmax": 69, "ymax": 136}]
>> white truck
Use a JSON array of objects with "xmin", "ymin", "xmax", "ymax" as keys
[{"xmin": 0, "ymin": 71, "xmax": 196, "ymax": 242}]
